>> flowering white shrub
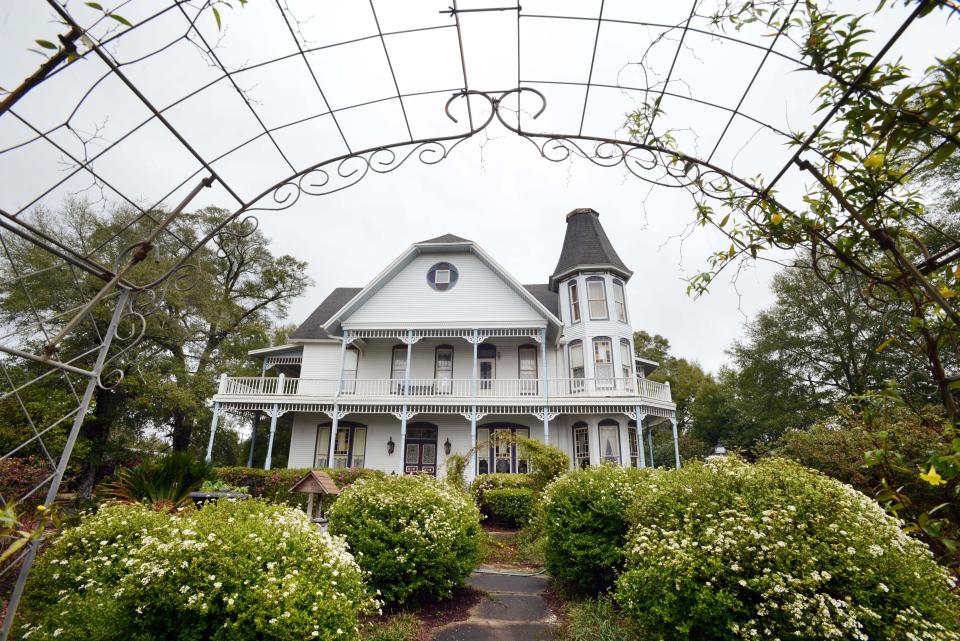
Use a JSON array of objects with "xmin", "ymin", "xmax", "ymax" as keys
[
  {"xmin": 541, "ymin": 465, "xmax": 655, "ymax": 593},
  {"xmin": 329, "ymin": 474, "xmax": 481, "ymax": 606},
  {"xmin": 20, "ymin": 499, "xmax": 376, "ymax": 641},
  {"xmin": 614, "ymin": 458, "xmax": 960, "ymax": 641}
]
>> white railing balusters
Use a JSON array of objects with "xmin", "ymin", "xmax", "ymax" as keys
[{"xmin": 216, "ymin": 376, "xmax": 673, "ymax": 402}]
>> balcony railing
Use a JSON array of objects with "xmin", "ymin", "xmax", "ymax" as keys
[{"xmin": 219, "ymin": 376, "xmax": 672, "ymax": 402}]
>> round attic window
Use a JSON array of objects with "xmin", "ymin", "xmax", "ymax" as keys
[{"xmin": 427, "ymin": 262, "xmax": 458, "ymax": 291}]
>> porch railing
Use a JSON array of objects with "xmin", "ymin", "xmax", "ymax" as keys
[{"xmin": 219, "ymin": 376, "xmax": 671, "ymax": 402}]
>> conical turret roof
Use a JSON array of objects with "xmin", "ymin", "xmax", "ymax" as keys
[{"xmin": 548, "ymin": 208, "xmax": 632, "ymax": 290}]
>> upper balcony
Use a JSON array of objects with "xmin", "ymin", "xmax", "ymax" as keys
[{"xmin": 215, "ymin": 375, "xmax": 673, "ymax": 406}]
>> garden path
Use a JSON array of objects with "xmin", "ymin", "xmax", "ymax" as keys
[{"xmin": 431, "ymin": 531, "xmax": 559, "ymax": 641}]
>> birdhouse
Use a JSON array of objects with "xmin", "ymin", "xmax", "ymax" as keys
[{"xmin": 289, "ymin": 470, "xmax": 340, "ymax": 522}]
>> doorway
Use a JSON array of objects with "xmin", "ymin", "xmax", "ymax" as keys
[{"xmin": 404, "ymin": 423, "xmax": 438, "ymax": 475}]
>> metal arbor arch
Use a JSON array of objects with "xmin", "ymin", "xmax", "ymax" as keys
[{"xmin": 0, "ymin": 0, "xmax": 956, "ymax": 635}]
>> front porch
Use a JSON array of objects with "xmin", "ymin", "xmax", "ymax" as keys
[{"xmin": 212, "ymin": 404, "xmax": 681, "ymax": 481}]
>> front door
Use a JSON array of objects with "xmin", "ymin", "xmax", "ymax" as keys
[{"xmin": 404, "ymin": 424, "xmax": 438, "ymax": 475}]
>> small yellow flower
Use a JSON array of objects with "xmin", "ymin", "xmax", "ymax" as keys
[
  {"xmin": 939, "ymin": 285, "xmax": 956, "ymax": 299},
  {"xmin": 864, "ymin": 152, "xmax": 885, "ymax": 170},
  {"xmin": 770, "ymin": 213, "xmax": 783, "ymax": 225},
  {"xmin": 919, "ymin": 465, "xmax": 946, "ymax": 487}
]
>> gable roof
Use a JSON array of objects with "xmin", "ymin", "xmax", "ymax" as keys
[
  {"xmin": 418, "ymin": 233, "xmax": 472, "ymax": 244},
  {"xmin": 549, "ymin": 208, "xmax": 632, "ymax": 290},
  {"xmin": 522, "ymin": 284, "xmax": 559, "ymax": 318},
  {"xmin": 290, "ymin": 287, "xmax": 362, "ymax": 340}
]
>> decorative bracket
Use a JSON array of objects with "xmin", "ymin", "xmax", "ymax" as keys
[
  {"xmin": 459, "ymin": 410, "xmax": 487, "ymax": 421},
  {"xmin": 531, "ymin": 410, "xmax": 558, "ymax": 422},
  {"xmin": 323, "ymin": 408, "xmax": 349, "ymax": 421},
  {"xmin": 392, "ymin": 410, "xmax": 419, "ymax": 421},
  {"xmin": 400, "ymin": 336, "xmax": 422, "ymax": 345},
  {"xmin": 265, "ymin": 407, "xmax": 289, "ymax": 419}
]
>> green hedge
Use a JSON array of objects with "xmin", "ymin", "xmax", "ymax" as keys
[
  {"xmin": 542, "ymin": 465, "xmax": 655, "ymax": 593},
  {"xmin": 213, "ymin": 466, "xmax": 382, "ymax": 512},
  {"xmin": 480, "ymin": 487, "xmax": 536, "ymax": 527},
  {"xmin": 330, "ymin": 474, "xmax": 482, "ymax": 606},
  {"xmin": 20, "ymin": 500, "xmax": 376, "ymax": 640},
  {"xmin": 615, "ymin": 458, "xmax": 960, "ymax": 641},
  {"xmin": 469, "ymin": 472, "xmax": 534, "ymax": 499}
]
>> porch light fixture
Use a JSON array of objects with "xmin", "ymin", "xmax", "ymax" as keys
[
  {"xmin": 713, "ymin": 442, "xmax": 727, "ymax": 456},
  {"xmin": 444, "ymin": 437, "xmax": 451, "ymax": 456},
  {"xmin": 387, "ymin": 437, "xmax": 395, "ymax": 455}
]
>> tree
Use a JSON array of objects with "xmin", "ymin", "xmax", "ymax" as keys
[
  {"xmin": 633, "ymin": 330, "xmax": 711, "ymax": 431},
  {"xmin": 0, "ymin": 200, "xmax": 310, "ymax": 495}
]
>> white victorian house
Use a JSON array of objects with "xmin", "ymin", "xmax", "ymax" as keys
[{"xmin": 207, "ymin": 208, "xmax": 679, "ymax": 481}]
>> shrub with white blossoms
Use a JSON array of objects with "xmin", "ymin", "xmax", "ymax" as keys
[
  {"xmin": 329, "ymin": 474, "xmax": 481, "ymax": 606},
  {"xmin": 20, "ymin": 499, "xmax": 376, "ymax": 641},
  {"xmin": 541, "ymin": 465, "xmax": 656, "ymax": 593},
  {"xmin": 614, "ymin": 458, "xmax": 960, "ymax": 641}
]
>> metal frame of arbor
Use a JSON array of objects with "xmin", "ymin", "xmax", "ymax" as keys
[{"xmin": 0, "ymin": 0, "xmax": 956, "ymax": 636}]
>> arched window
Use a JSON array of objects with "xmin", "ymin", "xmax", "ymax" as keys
[
  {"xmin": 568, "ymin": 340, "xmax": 585, "ymax": 393},
  {"xmin": 518, "ymin": 344, "xmax": 538, "ymax": 395},
  {"xmin": 627, "ymin": 419, "xmax": 640, "ymax": 468},
  {"xmin": 598, "ymin": 418, "xmax": 621, "ymax": 465},
  {"xmin": 476, "ymin": 423, "xmax": 529, "ymax": 474},
  {"xmin": 572, "ymin": 421, "xmax": 590, "ymax": 469},
  {"xmin": 593, "ymin": 337, "xmax": 614, "ymax": 389}
]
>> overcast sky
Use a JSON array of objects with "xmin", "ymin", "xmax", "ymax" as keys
[{"xmin": 2, "ymin": 0, "xmax": 957, "ymax": 373}]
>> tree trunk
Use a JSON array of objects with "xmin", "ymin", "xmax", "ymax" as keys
[
  {"xmin": 170, "ymin": 409, "xmax": 193, "ymax": 452},
  {"xmin": 77, "ymin": 386, "xmax": 118, "ymax": 500}
]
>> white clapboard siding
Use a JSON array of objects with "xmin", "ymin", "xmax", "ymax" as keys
[{"xmin": 344, "ymin": 253, "xmax": 545, "ymax": 326}]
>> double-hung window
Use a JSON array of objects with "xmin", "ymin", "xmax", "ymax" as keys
[
  {"xmin": 341, "ymin": 347, "xmax": 359, "ymax": 394},
  {"xmin": 435, "ymin": 345, "xmax": 453, "ymax": 394},
  {"xmin": 586, "ymin": 277, "xmax": 608, "ymax": 320},
  {"xmin": 315, "ymin": 424, "xmax": 366, "ymax": 468},
  {"xmin": 569, "ymin": 340, "xmax": 585, "ymax": 393},
  {"xmin": 391, "ymin": 345, "xmax": 408, "ymax": 394},
  {"xmin": 568, "ymin": 280, "xmax": 581, "ymax": 323},
  {"xmin": 613, "ymin": 280, "xmax": 627, "ymax": 322},
  {"xmin": 593, "ymin": 337, "xmax": 614, "ymax": 389},
  {"xmin": 620, "ymin": 339, "xmax": 634, "ymax": 390},
  {"xmin": 519, "ymin": 345, "xmax": 538, "ymax": 395}
]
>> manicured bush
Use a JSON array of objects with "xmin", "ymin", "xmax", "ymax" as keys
[
  {"xmin": 469, "ymin": 472, "xmax": 534, "ymax": 499},
  {"xmin": 615, "ymin": 458, "xmax": 960, "ymax": 641},
  {"xmin": 329, "ymin": 474, "xmax": 482, "ymax": 606},
  {"xmin": 542, "ymin": 465, "xmax": 655, "ymax": 593},
  {"xmin": 20, "ymin": 499, "xmax": 375, "ymax": 641},
  {"xmin": 480, "ymin": 487, "xmax": 536, "ymax": 527},
  {"xmin": 214, "ymin": 466, "xmax": 382, "ymax": 511}
]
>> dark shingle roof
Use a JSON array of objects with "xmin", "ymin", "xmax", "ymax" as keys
[
  {"xmin": 290, "ymin": 287, "xmax": 362, "ymax": 340},
  {"xmin": 417, "ymin": 233, "xmax": 472, "ymax": 244},
  {"xmin": 549, "ymin": 208, "xmax": 631, "ymax": 290},
  {"xmin": 522, "ymin": 284, "xmax": 559, "ymax": 318}
]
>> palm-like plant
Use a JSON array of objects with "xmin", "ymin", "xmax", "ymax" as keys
[{"xmin": 106, "ymin": 452, "xmax": 212, "ymax": 508}]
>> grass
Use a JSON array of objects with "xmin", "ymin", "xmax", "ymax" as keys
[
  {"xmin": 478, "ymin": 523, "xmax": 546, "ymax": 567},
  {"xmin": 359, "ymin": 612, "xmax": 421, "ymax": 641},
  {"xmin": 558, "ymin": 596, "xmax": 645, "ymax": 641}
]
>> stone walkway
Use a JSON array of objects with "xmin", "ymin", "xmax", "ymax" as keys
[{"xmin": 431, "ymin": 566, "xmax": 559, "ymax": 641}]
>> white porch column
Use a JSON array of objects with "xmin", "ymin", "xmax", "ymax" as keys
[
  {"xmin": 635, "ymin": 408, "xmax": 647, "ymax": 468},
  {"xmin": 399, "ymin": 330, "xmax": 413, "ymax": 475},
  {"xmin": 648, "ymin": 422, "xmax": 655, "ymax": 468},
  {"xmin": 264, "ymin": 404, "xmax": 279, "ymax": 470},
  {"xmin": 468, "ymin": 329, "xmax": 479, "ymax": 482},
  {"xmin": 328, "ymin": 333, "xmax": 350, "ymax": 470},
  {"xmin": 205, "ymin": 402, "xmax": 220, "ymax": 463},
  {"xmin": 540, "ymin": 328, "xmax": 549, "ymax": 444},
  {"xmin": 588, "ymin": 420, "xmax": 600, "ymax": 467},
  {"xmin": 671, "ymin": 417, "xmax": 681, "ymax": 469}
]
